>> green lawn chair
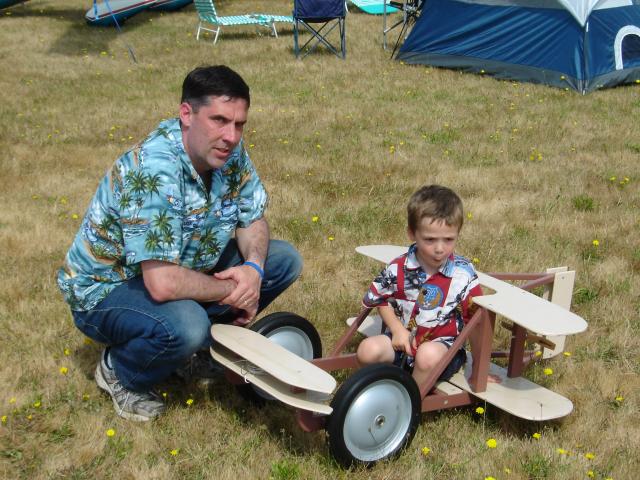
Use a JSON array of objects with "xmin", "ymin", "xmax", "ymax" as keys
[{"xmin": 194, "ymin": 0, "xmax": 293, "ymax": 44}]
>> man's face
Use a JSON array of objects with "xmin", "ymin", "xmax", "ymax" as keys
[
  {"xmin": 180, "ymin": 95, "xmax": 249, "ymax": 175},
  {"xmin": 408, "ymin": 217, "xmax": 459, "ymax": 274}
]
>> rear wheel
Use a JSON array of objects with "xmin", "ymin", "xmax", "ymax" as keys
[
  {"xmin": 326, "ymin": 364, "xmax": 421, "ymax": 468},
  {"xmin": 236, "ymin": 312, "xmax": 322, "ymax": 404}
]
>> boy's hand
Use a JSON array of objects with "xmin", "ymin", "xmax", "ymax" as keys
[{"xmin": 390, "ymin": 328, "xmax": 413, "ymax": 355}]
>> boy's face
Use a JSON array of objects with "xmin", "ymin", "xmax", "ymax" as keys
[{"xmin": 408, "ymin": 217, "xmax": 459, "ymax": 274}]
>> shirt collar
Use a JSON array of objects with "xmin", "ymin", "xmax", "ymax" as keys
[{"xmin": 406, "ymin": 243, "xmax": 455, "ymax": 278}]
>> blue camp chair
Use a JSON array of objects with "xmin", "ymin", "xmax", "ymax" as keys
[{"xmin": 293, "ymin": 0, "xmax": 346, "ymax": 59}]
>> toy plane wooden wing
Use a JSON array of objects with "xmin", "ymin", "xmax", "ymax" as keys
[
  {"xmin": 474, "ymin": 272, "xmax": 587, "ymax": 336},
  {"xmin": 210, "ymin": 324, "xmax": 336, "ymax": 414},
  {"xmin": 448, "ymin": 353, "xmax": 574, "ymax": 420}
]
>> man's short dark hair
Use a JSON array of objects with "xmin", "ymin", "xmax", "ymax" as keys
[{"xmin": 181, "ymin": 65, "xmax": 250, "ymax": 111}]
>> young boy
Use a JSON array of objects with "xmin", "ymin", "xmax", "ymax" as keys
[{"xmin": 357, "ymin": 184, "xmax": 483, "ymax": 387}]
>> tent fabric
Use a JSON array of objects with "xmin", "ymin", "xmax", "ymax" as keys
[{"xmin": 396, "ymin": 0, "xmax": 640, "ymax": 92}]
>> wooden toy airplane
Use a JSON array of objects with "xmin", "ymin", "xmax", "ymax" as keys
[{"xmin": 209, "ymin": 244, "xmax": 588, "ymax": 467}]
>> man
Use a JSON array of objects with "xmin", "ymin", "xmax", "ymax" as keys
[{"xmin": 57, "ymin": 65, "xmax": 302, "ymax": 421}]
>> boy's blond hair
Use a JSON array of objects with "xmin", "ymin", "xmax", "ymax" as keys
[{"xmin": 407, "ymin": 185, "xmax": 464, "ymax": 232}]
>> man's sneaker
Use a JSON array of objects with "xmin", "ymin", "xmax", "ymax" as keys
[
  {"xmin": 175, "ymin": 350, "xmax": 225, "ymax": 383},
  {"xmin": 95, "ymin": 350, "xmax": 165, "ymax": 422}
]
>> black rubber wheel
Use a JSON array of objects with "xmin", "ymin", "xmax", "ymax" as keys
[
  {"xmin": 326, "ymin": 364, "xmax": 421, "ymax": 468},
  {"xmin": 236, "ymin": 312, "xmax": 322, "ymax": 404}
]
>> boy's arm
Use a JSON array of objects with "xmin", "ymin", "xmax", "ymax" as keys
[{"xmin": 378, "ymin": 305, "xmax": 412, "ymax": 355}]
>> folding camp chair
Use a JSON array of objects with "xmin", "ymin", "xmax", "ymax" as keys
[
  {"xmin": 382, "ymin": 0, "xmax": 423, "ymax": 54},
  {"xmin": 293, "ymin": 0, "xmax": 346, "ymax": 59},
  {"xmin": 194, "ymin": 0, "xmax": 293, "ymax": 45}
]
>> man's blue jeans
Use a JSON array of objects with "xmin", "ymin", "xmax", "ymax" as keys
[{"xmin": 72, "ymin": 239, "xmax": 302, "ymax": 393}]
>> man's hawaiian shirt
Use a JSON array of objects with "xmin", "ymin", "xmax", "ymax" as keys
[{"xmin": 58, "ymin": 118, "xmax": 268, "ymax": 311}]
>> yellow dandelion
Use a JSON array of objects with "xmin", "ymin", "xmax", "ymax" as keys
[
  {"xmin": 162, "ymin": 392, "xmax": 168, "ymax": 399},
  {"xmin": 26, "ymin": 414, "xmax": 32, "ymax": 421},
  {"xmin": 64, "ymin": 348, "xmax": 71, "ymax": 356},
  {"xmin": 543, "ymin": 368, "xmax": 553, "ymax": 376},
  {"xmin": 59, "ymin": 197, "xmax": 67, "ymax": 205},
  {"xmin": 592, "ymin": 239, "xmax": 599, "ymax": 247},
  {"xmin": 312, "ymin": 216, "xmax": 319, "ymax": 223},
  {"xmin": 186, "ymin": 398, "xmax": 194, "ymax": 406},
  {"xmin": 32, "ymin": 194, "xmax": 39, "ymax": 200},
  {"xmin": 486, "ymin": 438, "xmax": 497, "ymax": 449},
  {"xmin": 421, "ymin": 446, "xmax": 431, "ymax": 456},
  {"xmin": 534, "ymin": 350, "xmax": 543, "ymax": 357},
  {"xmin": 485, "ymin": 477, "xmax": 496, "ymax": 480},
  {"xmin": 328, "ymin": 236, "xmax": 335, "ymax": 241},
  {"xmin": 82, "ymin": 393, "xmax": 90, "ymax": 401},
  {"xmin": 532, "ymin": 432, "xmax": 541, "ymax": 439},
  {"xmin": 170, "ymin": 449, "xmax": 179, "ymax": 456},
  {"xmin": 585, "ymin": 453, "xmax": 595, "ymax": 460},
  {"xmin": 106, "ymin": 428, "xmax": 116, "ymax": 437},
  {"xmin": 467, "ymin": 212, "xmax": 473, "ymax": 220},
  {"xmin": 1, "ymin": 415, "xmax": 7, "ymax": 423},
  {"xmin": 249, "ymin": 144, "xmax": 255, "ymax": 148},
  {"xmin": 615, "ymin": 395, "xmax": 624, "ymax": 402},
  {"xmin": 33, "ymin": 401, "xmax": 41, "ymax": 408},
  {"xmin": 59, "ymin": 367, "xmax": 68, "ymax": 375},
  {"xmin": 563, "ymin": 351, "xmax": 571, "ymax": 357},
  {"xmin": 476, "ymin": 406, "xmax": 485, "ymax": 414},
  {"xmin": 587, "ymin": 471, "xmax": 595, "ymax": 478},
  {"xmin": 504, "ymin": 467, "xmax": 512, "ymax": 474},
  {"xmin": 316, "ymin": 144, "xmax": 321, "ymax": 149},
  {"xmin": 9, "ymin": 397, "xmax": 16, "ymax": 404},
  {"xmin": 472, "ymin": 258, "xmax": 480, "ymax": 265},
  {"xmin": 557, "ymin": 448, "xmax": 568, "ymax": 455},
  {"xmin": 609, "ymin": 176, "xmax": 616, "ymax": 181}
]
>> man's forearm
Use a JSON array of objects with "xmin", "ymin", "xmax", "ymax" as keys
[
  {"xmin": 235, "ymin": 217, "xmax": 269, "ymax": 266},
  {"xmin": 141, "ymin": 260, "xmax": 235, "ymax": 303}
]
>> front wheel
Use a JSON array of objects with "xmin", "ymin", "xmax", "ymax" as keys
[
  {"xmin": 326, "ymin": 364, "xmax": 421, "ymax": 468},
  {"xmin": 236, "ymin": 312, "xmax": 322, "ymax": 404}
]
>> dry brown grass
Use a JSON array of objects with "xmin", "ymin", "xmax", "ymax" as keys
[{"xmin": 1, "ymin": 0, "xmax": 639, "ymax": 478}]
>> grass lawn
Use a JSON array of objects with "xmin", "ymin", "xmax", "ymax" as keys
[{"xmin": 0, "ymin": 1, "xmax": 638, "ymax": 478}]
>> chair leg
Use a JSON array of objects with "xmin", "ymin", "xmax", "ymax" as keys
[
  {"xmin": 196, "ymin": 22, "xmax": 202, "ymax": 41},
  {"xmin": 213, "ymin": 26, "xmax": 220, "ymax": 45},
  {"xmin": 271, "ymin": 21, "xmax": 278, "ymax": 38},
  {"xmin": 294, "ymin": 20, "xmax": 300, "ymax": 58}
]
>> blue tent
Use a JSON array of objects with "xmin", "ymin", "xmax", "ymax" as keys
[{"xmin": 396, "ymin": 0, "xmax": 640, "ymax": 93}]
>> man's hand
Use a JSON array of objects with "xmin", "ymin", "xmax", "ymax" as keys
[{"xmin": 214, "ymin": 264, "xmax": 262, "ymax": 324}]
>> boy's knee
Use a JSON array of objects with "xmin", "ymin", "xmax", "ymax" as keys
[
  {"xmin": 414, "ymin": 343, "xmax": 447, "ymax": 370},
  {"xmin": 357, "ymin": 337, "xmax": 391, "ymax": 364}
]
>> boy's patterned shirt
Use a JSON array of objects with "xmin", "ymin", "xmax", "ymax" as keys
[
  {"xmin": 363, "ymin": 244, "xmax": 482, "ymax": 346},
  {"xmin": 57, "ymin": 118, "xmax": 268, "ymax": 311}
]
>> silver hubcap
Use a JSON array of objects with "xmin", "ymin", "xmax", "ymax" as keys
[
  {"xmin": 265, "ymin": 326, "xmax": 314, "ymax": 360},
  {"xmin": 343, "ymin": 379, "xmax": 412, "ymax": 461},
  {"xmin": 253, "ymin": 326, "xmax": 314, "ymax": 400}
]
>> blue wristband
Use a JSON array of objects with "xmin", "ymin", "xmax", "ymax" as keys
[{"xmin": 243, "ymin": 261, "xmax": 264, "ymax": 279}]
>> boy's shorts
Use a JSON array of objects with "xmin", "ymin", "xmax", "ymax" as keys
[{"xmin": 393, "ymin": 346, "xmax": 467, "ymax": 382}]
